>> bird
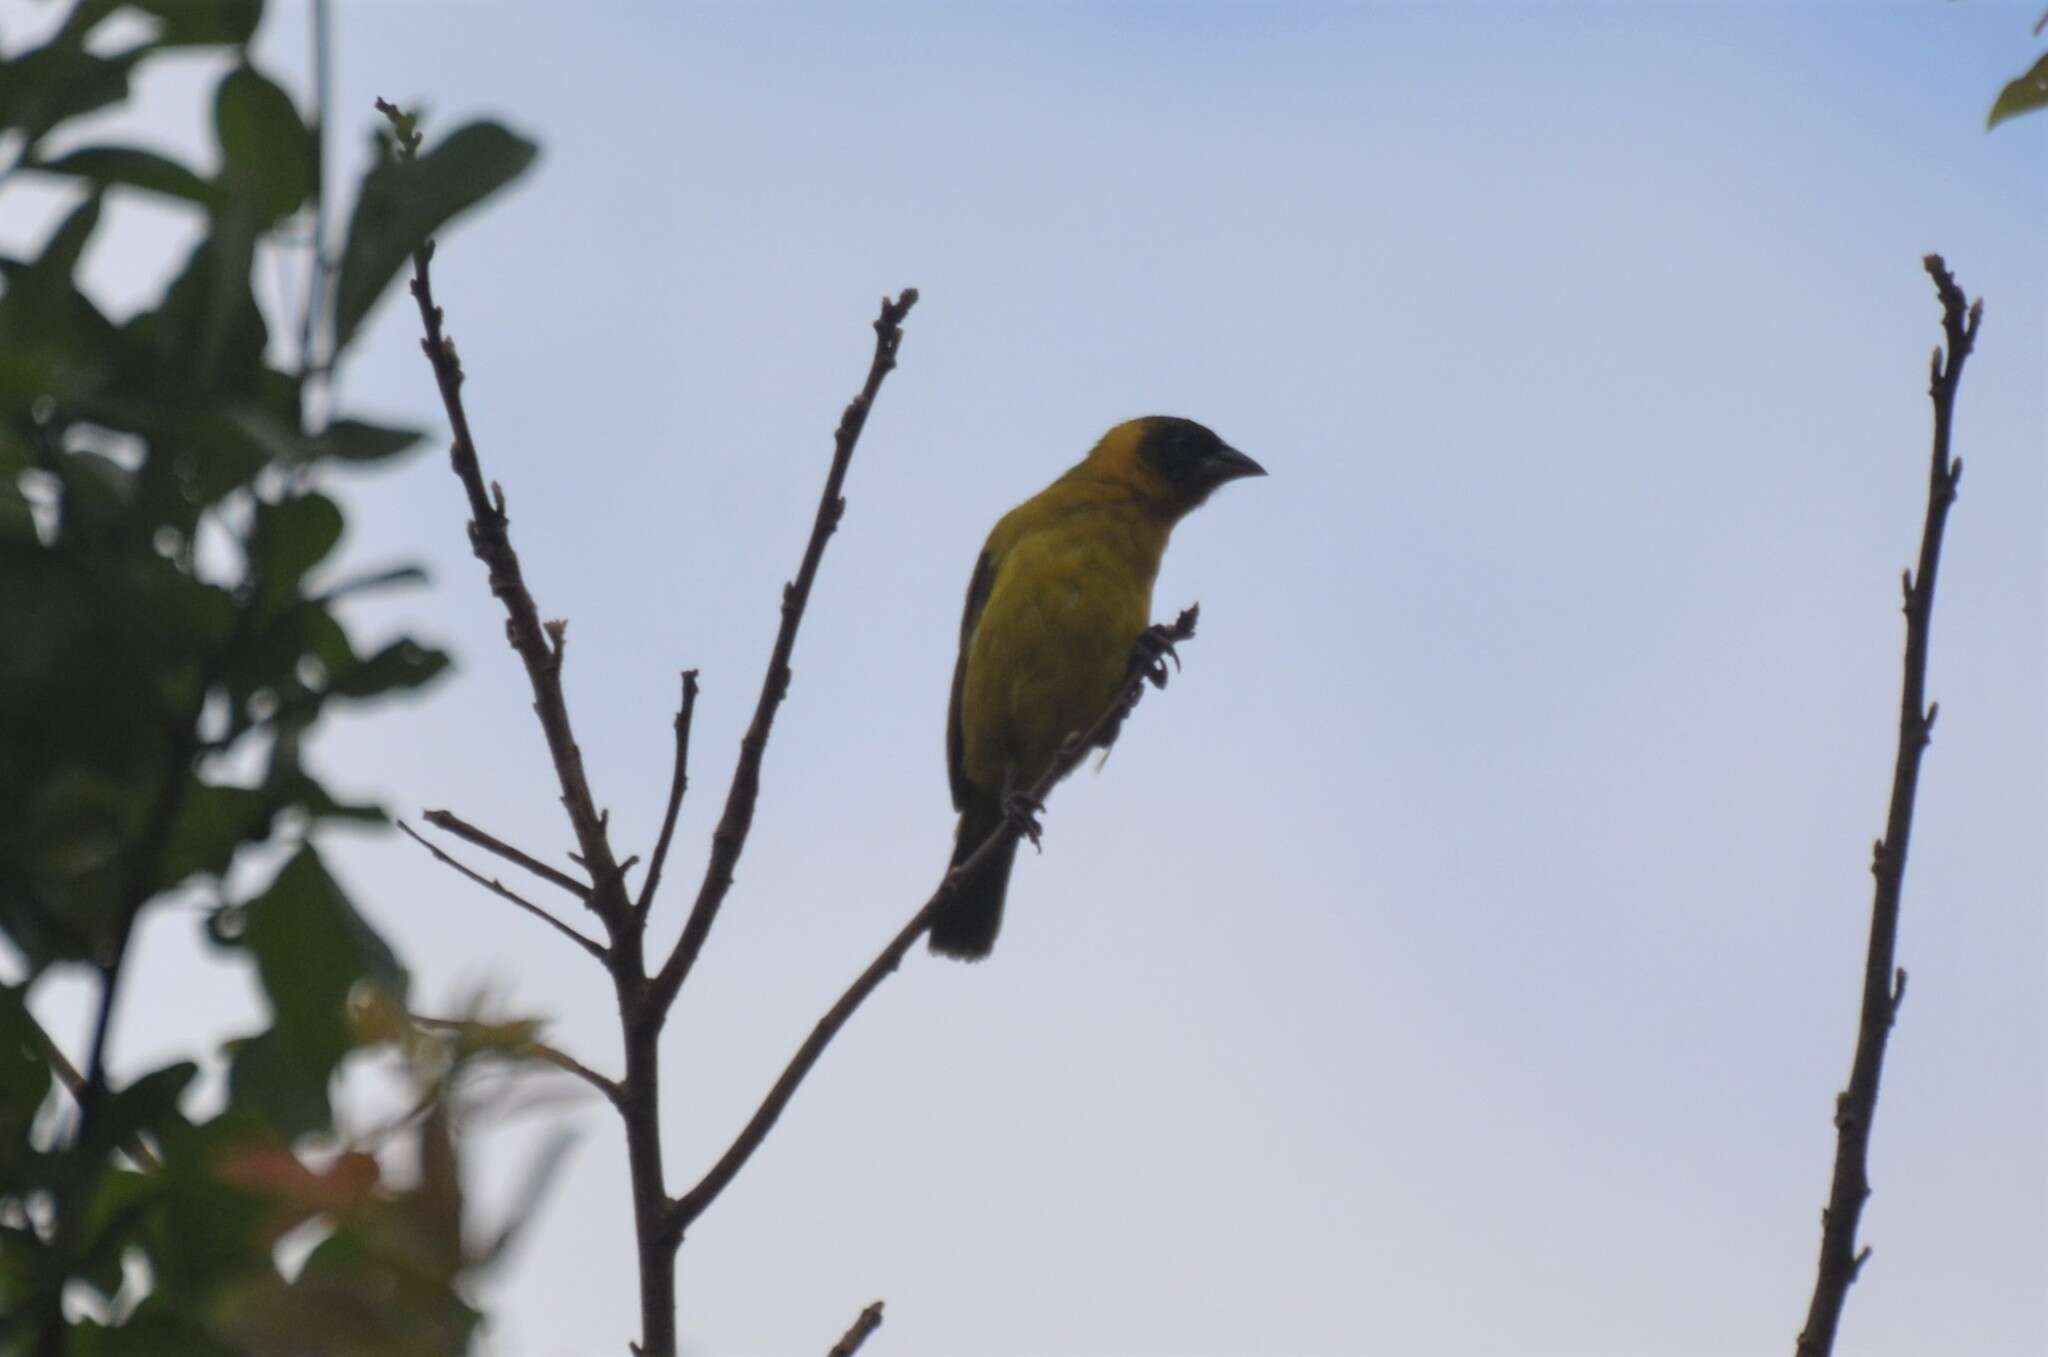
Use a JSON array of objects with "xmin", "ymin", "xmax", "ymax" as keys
[{"xmin": 932, "ymin": 415, "xmax": 1265, "ymax": 960}]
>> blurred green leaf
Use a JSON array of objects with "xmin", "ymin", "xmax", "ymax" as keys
[
  {"xmin": 126, "ymin": 0, "xmax": 263, "ymax": 47},
  {"xmin": 38, "ymin": 190, "xmax": 105, "ymax": 279},
  {"xmin": 92, "ymin": 1061, "xmax": 197, "ymax": 1156},
  {"xmin": 31, "ymin": 145, "xmax": 221, "ymax": 206},
  {"xmin": 161, "ymin": 783, "xmax": 273, "ymax": 885},
  {"xmin": 126, "ymin": 221, "xmax": 269, "ymax": 400},
  {"xmin": 314, "ymin": 564, "xmax": 427, "ymax": 605},
  {"xmin": 238, "ymin": 848, "xmax": 407, "ymax": 1113},
  {"xmin": 76, "ymin": 1166, "xmax": 164, "ymax": 1300},
  {"xmin": 331, "ymin": 637, "xmax": 449, "ymax": 700},
  {"xmin": 332, "ymin": 121, "xmax": 537, "ymax": 351},
  {"xmin": 223, "ymin": 1027, "xmax": 331, "ymax": 1137},
  {"xmin": 253, "ymin": 491, "xmax": 343, "ymax": 597},
  {"xmin": 222, "ymin": 408, "xmax": 423, "ymax": 469},
  {"xmin": 318, "ymin": 418, "xmax": 425, "ymax": 464},
  {"xmin": 1988, "ymin": 52, "xmax": 2048, "ymax": 128},
  {"xmin": 0, "ymin": 40, "xmax": 144, "ymax": 142},
  {"xmin": 0, "ymin": 986, "xmax": 57, "ymax": 1170},
  {"xmin": 214, "ymin": 65, "xmax": 312, "ymax": 222},
  {"xmin": 289, "ymin": 775, "xmax": 387, "ymax": 824},
  {"xmin": 0, "ymin": 195, "xmax": 124, "ymax": 414}
]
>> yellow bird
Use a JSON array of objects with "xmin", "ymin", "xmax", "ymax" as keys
[{"xmin": 932, "ymin": 416, "xmax": 1265, "ymax": 959}]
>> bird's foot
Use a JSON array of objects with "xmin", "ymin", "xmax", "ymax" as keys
[
  {"xmin": 1004, "ymin": 790, "xmax": 1046, "ymax": 853},
  {"xmin": 1130, "ymin": 622, "xmax": 1185, "ymax": 690}
]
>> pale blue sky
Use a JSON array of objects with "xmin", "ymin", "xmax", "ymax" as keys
[{"xmin": 9, "ymin": 3, "xmax": 2045, "ymax": 1355}]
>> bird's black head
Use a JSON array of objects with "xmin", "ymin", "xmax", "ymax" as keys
[{"xmin": 1131, "ymin": 415, "xmax": 1266, "ymax": 507}]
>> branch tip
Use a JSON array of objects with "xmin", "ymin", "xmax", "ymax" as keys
[
  {"xmin": 828, "ymin": 1301, "xmax": 886, "ymax": 1357},
  {"xmin": 650, "ymin": 288, "xmax": 919, "ymax": 1010}
]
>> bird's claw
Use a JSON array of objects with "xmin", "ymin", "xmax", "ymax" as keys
[
  {"xmin": 1131, "ymin": 623, "xmax": 1183, "ymax": 690},
  {"xmin": 1004, "ymin": 791, "xmax": 1046, "ymax": 853}
]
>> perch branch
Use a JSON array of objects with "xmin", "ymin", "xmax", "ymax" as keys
[
  {"xmin": 648, "ymin": 289, "xmax": 918, "ymax": 1014},
  {"xmin": 1794, "ymin": 255, "xmax": 1980, "ymax": 1357},
  {"xmin": 665, "ymin": 607, "xmax": 1200, "ymax": 1239},
  {"xmin": 400, "ymin": 820, "xmax": 608, "ymax": 964}
]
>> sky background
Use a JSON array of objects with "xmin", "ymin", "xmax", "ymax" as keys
[{"xmin": 6, "ymin": 2, "xmax": 2045, "ymax": 1355}]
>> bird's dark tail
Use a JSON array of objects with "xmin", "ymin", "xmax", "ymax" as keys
[{"xmin": 930, "ymin": 801, "xmax": 1017, "ymax": 961}]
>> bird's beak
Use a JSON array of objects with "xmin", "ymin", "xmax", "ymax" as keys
[{"xmin": 1207, "ymin": 443, "xmax": 1267, "ymax": 483}]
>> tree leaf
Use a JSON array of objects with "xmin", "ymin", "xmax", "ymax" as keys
[
  {"xmin": 0, "ymin": 40, "xmax": 143, "ymax": 142},
  {"xmin": 31, "ymin": 145, "xmax": 220, "ymax": 206},
  {"xmin": 237, "ymin": 848, "xmax": 408, "ymax": 1112},
  {"xmin": 92, "ymin": 1060, "xmax": 198, "ymax": 1155},
  {"xmin": 316, "ymin": 418, "xmax": 425, "ymax": 464},
  {"xmin": 0, "ymin": 195, "xmax": 122, "ymax": 412},
  {"xmin": 253, "ymin": 491, "xmax": 343, "ymax": 597},
  {"xmin": 160, "ymin": 782, "xmax": 274, "ymax": 885},
  {"xmin": 128, "ymin": 219, "xmax": 269, "ymax": 399},
  {"xmin": 332, "ymin": 121, "xmax": 537, "ymax": 352},
  {"xmin": 330, "ymin": 637, "xmax": 449, "ymax": 700},
  {"xmin": 1988, "ymin": 52, "xmax": 2048, "ymax": 129},
  {"xmin": 213, "ymin": 65, "xmax": 312, "ymax": 222},
  {"xmin": 0, "ymin": 985, "xmax": 57, "ymax": 1163},
  {"xmin": 126, "ymin": 0, "xmax": 264, "ymax": 47},
  {"xmin": 223, "ymin": 1027, "xmax": 331, "ymax": 1137}
]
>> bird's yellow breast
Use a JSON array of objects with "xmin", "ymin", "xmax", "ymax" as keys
[{"xmin": 957, "ymin": 481, "xmax": 1172, "ymax": 795}]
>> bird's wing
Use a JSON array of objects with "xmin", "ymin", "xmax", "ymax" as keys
[{"xmin": 946, "ymin": 549, "xmax": 995, "ymax": 812}]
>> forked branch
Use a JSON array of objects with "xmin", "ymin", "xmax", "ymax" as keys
[
  {"xmin": 399, "ymin": 821, "xmax": 608, "ymax": 963},
  {"xmin": 649, "ymin": 289, "xmax": 919, "ymax": 1015}
]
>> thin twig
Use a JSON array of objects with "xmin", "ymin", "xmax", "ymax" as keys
[
  {"xmin": 410, "ymin": 1013, "xmax": 622, "ymax": 1105},
  {"xmin": 385, "ymin": 100, "xmax": 630, "ymax": 931},
  {"xmin": 666, "ymin": 607, "xmax": 1199, "ymax": 1238},
  {"xmin": 400, "ymin": 821, "xmax": 609, "ymax": 964},
  {"xmin": 1794, "ymin": 255, "xmax": 1980, "ymax": 1357},
  {"xmin": 636, "ymin": 670, "xmax": 701, "ymax": 917},
  {"xmin": 529, "ymin": 1041, "xmax": 624, "ymax": 1104},
  {"xmin": 649, "ymin": 289, "xmax": 918, "ymax": 1016},
  {"xmin": 422, "ymin": 807, "xmax": 592, "ymax": 901},
  {"xmin": 827, "ymin": 1301, "xmax": 885, "ymax": 1357}
]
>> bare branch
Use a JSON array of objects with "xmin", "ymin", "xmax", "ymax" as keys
[
  {"xmin": 391, "ymin": 134, "xmax": 630, "ymax": 931},
  {"xmin": 828, "ymin": 1302, "xmax": 885, "ymax": 1357},
  {"xmin": 1795, "ymin": 255, "xmax": 1981, "ymax": 1357},
  {"xmin": 422, "ymin": 807, "xmax": 592, "ymax": 901},
  {"xmin": 400, "ymin": 821, "xmax": 609, "ymax": 964},
  {"xmin": 637, "ymin": 670, "xmax": 701, "ymax": 917},
  {"xmin": 666, "ymin": 607, "xmax": 1199, "ymax": 1238},
  {"xmin": 649, "ymin": 289, "xmax": 918, "ymax": 1014}
]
